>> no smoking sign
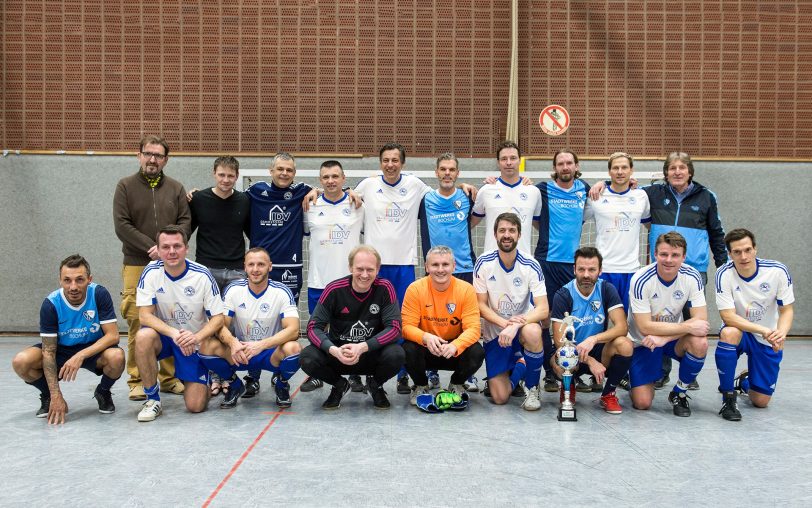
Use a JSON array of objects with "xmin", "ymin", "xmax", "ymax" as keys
[{"xmin": 539, "ymin": 105, "xmax": 570, "ymax": 136}]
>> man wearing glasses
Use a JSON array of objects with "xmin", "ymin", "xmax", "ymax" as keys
[{"xmin": 113, "ymin": 135, "xmax": 191, "ymax": 401}]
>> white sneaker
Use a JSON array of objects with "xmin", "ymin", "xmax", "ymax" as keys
[
  {"xmin": 137, "ymin": 400, "xmax": 162, "ymax": 422},
  {"xmin": 447, "ymin": 383, "xmax": 466, "ymax": 397},
  {"xmin": 410, "ymin": 385, "xmax": 430, "ymax": 406},
  {"xmin": 521, "ymin": 385, "xmax": 541, "ymax": 411},
  {"xmin": 463, "ymin": 376, "xmax": 480, "ymax": 392}
]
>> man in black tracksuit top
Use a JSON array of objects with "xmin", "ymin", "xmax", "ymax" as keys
[{"xmin": 301, "ymin": 245, "xmax": 404, "ymax": 409}]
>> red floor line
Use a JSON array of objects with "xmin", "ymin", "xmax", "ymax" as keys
[{"xmin": 202, "ymin": 383, "xmax": 304, "ymax": 507}]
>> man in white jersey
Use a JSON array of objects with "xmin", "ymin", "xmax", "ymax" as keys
[
  {"xmin": 475, "ymin": 212, "xmax": 548, "ymax": 411},
  {"xmin": 133, "ymin": 226, "xmax": 224, "ymax": 422},
  {"xmin": 355, "ymin": 142, "xmax": 474, "ymax": 394},
  {"xmin": 471, "ymin": 141, "xmax": 542, "ymax": 254},
  {"xmin": 627, "ymin": 232, "xmax": 710, "ymax": 417},
  {"xmin": 714, "ymin": 228, "xmax": 794, "ymax": 421},
  {"xmin": 198, "ymin": 248, "xmax": 301, "ymax": 409},
  {"xmin": 584, "ymin": 152, "xmax": 650, "ymax": 311}
]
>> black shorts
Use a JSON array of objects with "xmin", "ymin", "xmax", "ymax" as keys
[{"xmin": 34, "ymin": 342, "xmax": 120, "ymax": 377}]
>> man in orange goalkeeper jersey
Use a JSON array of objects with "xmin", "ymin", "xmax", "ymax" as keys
[{"xmin": 401, "ymin": 246, "xmax": 485, "ymax": 405}]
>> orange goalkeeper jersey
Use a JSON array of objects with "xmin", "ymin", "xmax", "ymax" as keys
[{"xmin": 401, "ymin": 276, "xmax": 481, "ymax": 355}]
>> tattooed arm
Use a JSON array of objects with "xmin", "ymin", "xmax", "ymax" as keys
[{"xmin": 41, "ymin": 336, "xmax": 68, "ymax": 425}]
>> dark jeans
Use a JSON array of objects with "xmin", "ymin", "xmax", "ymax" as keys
[
  {"xmin": 403, "ymin": 341, "xmax": 485, "ymax": 386},
  {"xmin": 300, "ymin": 343, "xmax": 405, "ymax": 386}
]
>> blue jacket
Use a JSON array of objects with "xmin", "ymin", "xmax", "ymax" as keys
[{"xmin": 645, "ymin": 181, "xmax": 726, "ymax": 273}]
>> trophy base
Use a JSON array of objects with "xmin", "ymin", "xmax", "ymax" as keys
[{"xmin": 557, "ymin": 407, "xmax": 577, "ymax": 421}]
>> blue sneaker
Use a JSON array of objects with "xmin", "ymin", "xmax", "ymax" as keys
[{"xmin": 272, "ymin": 374, "xmax": 291, "ymax": 408}]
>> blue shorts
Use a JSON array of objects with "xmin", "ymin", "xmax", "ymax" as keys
[
  {"xmin": 235, "ymin": 347, "xmax": 278, "ymax": 372},
  {"xmin": 378, "ymin": 264, "xmax": 416, "ymax": 306},
  {"xmin": 307, "ymin": 287, "xmax": 325, "ymax": 315},
  {"xmin": 483, "ymin": 335, "xmax": 523, "ymax": 379},
  {"xmin": 538, "ymin": 260, "xmax": 575, "ymax": 301},
  {"xmin": 158, "ymin": 335, "xmax": 208, "ymax": 385},
  {"xmin": 600, "ymin": 272, "xmax": 633, "ymax": 312},
  {"xmin": 35, "ymin": 342, "xmax": 120, "ymax": 376},
  {"xmin": 629, "ymin": 341, "xmax": 680, "ymax": 388},
  {"xmin": 733, "ymin": 330, "xmax": 783, "ymax": 396}
]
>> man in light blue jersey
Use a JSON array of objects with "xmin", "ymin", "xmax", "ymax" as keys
[{"xmin": 13, "ymin": 255, "xmax": 124, "ymax": 424}]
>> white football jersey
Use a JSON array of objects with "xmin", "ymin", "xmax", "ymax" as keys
[
  {"xmin": 474, "ymin": 249, "xmax": 547, "ymax": 342},
  {"xmin": 136, "ymin": 259, "xmax": 224, "ymax": 333},
  {"xmin": 223, "ymin": 279, "xmax": 299, "ymax": 341},
  {"xmin": 584, "ymin": 187, "xmax": 650, "ymax": 272},
  {"xmin": 472, "ymin": 178, "xmax": 542, "ymax": 254},
  {"xmin": 715, "ymin": 259, "xmax": 794, "ymax": 346},
  {"xmin": 355, "ymin": 173, "xmax": 431, "ymax": 265},
  {"xmin": 628, "ymin": 262, "xmax": 706, "ymax": 345},
  {"xmin": 304, "ymin": 193, "xmax": 364, "ymax": 289}
]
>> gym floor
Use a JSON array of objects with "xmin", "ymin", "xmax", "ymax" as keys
[{"xmin": 3, "ymin": 336, "xmax": 811, "ymax": 507}]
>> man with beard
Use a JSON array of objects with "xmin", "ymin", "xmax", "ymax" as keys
[
  {"xmin": 549, "ymin": 247, "xmax": 631, "ymax": 414},
  {"xmin": 474, "ymin": 213, "xmax": 548, "ymax": 411}
]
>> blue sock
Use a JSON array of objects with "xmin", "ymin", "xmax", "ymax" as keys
[
  {"xmin": 522, "ymin": 349, "xmax": 544, "ymax": 389},
  {"xmin": 674, "ymin": 352, "xmax": 705, "ymax": 393},
  {"xmin": 98, "ymin": 374, "xmax": 118, "ymax": 392},
  {"xmin": 740, "ymin": 375, "xmax": 750, "ymax": 393},
  {"xmin": 509, "ymin": 358, "xmax": 527, "ymax": 390},
  {"xmin": 603, "ymin": 354, "xmax": 632, "ymax": 395},
  {"xmin": 398, "ymin": 366, "xmax": 408, "ymax": 379},
  {"xmin": 276, "ymin": 354, "xmax": 300, "ymax": 381},
  {"xmin": 248, "ymin": 369, "xmax": 261, "ymax": 380},
  {"xmin": 200, "ymin": 355, "xmax": 237, "ymax": 382},
  {"xmin": 715, "ymin": 342, "xmax": 739, "ymax": 396},
  {"xmin": 26, "ymin": 376, "xmax": 49, "ymax": 396},
  {"xmin": 144, "ymin": 383, "xmax": 160, "ymax": 402}
]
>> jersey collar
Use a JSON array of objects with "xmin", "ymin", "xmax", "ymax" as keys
[
  {"xmin": 497, "ymin": 177, "xmax": 521, "ymax": 188},
  {"xmin": 322, "ymin": 192, "xmax": 349, "ymax": 205},
  {"xmin": 164, "ymin": 260, "xmax": 189, "ymax": 281}
]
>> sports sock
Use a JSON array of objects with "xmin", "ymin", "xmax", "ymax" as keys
[
  {"xmin": 97, "ymin": 374, "xmax": 118, "ymax": 392},
  {"xmin": 248, "ymin": 369, "xmax": 261, "ymax": 380},
  {"xmin": 522, "ymin": 348, "xmax": 544, "ymax": 389},
  {"xmin": 144, "ymin": 383, "xmax": 160, "ymax": 402},
  {"xmin": 603, "ymin": 354, "xmax": 632, "ymax": 396},
  {"xmin": 739, "ymin": 375, "xmax": 751, "ymax": 394},
  {"xmin": 715, "ymin": 341, "xmax": 739, "ymax": 395},
  {"xmin": 509, "ymin": 358, "xmax": 527, "ymax": 390},
  {"xmin": 26, "ymin": 376, "xmax": 49, "ymax": 396},
  {"xmin": 674, "ymin": 352, "xmax": 705, "ymax": 393},
  {"xmin": 541, "ymin": 328, "xmax": 553, "ymax": 377},
  {"xmin": 200, "ymin": 355, "xmax": 236, "ymax": 382},
  {"xmin": 276, "ymin": 354, "xmax": 299, "ymax": 381}
]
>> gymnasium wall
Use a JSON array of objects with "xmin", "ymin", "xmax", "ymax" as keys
[{"xmin": 0, "ymin": 154, "xmax": 809, "ymax": 334}]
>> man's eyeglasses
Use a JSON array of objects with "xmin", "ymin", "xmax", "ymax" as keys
[{"xmin": 140, "ymin": 151, "xmax": 167, "ymax": 161}]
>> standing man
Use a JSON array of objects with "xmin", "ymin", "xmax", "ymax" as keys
[
  {"xmin": 133, "ymin": 226, "xmax": 224, "ymax": 422},
  {"xmin": 583, "ymin": 152, "xmax": 650, "ymax": 310},
  {"xmin": 471, "ymin": 141, "xmax": 542, "ymax": 255},
  {"xmin": 549, "ymin": 248, "xmax": 631, "ymax": 414},
  {"xmin": 714, "ymin": 229, "xmax": 794, "ymax": 421},
  {"xmin": 113, "ymin": 135, "xmax": 190, "ymax": 401},
  {"xmin": 627, "ymin": 232, "xmax": 710, "ymax": 417},
  {"xmin": 12, "ymin": 255, "xmax": 124, "ymax": 424},
  {"xmin": 401, "ymin": 246, "xmax": 484, "ymax": 404},
  {"xmin": 198, "ymin": 248, "xmax": 301, "ymax": 409},
  {"xmin": 189, "ymin": 156, "xmax": 250, "ymax": 291},
  {"xmin": 533, "ymin": 149, "xmax": 591, "ymax": 392},
  {"xmin": 475, "ymin": 213, "xmax": 548, "ymax": 411},
  {"xmin": 301, "ymin": 245, "xmax": 404, "ymax": 410}
]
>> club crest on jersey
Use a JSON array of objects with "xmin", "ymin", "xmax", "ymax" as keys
[
  {"xmin": 673, "ymin": 290, "xmax": 684, "ymax": 300},
  {"xmin": 519, "ymin": 192, "xmax": 528, "ymax": 201},
  {"xmin": 512, "ymin": 277, "xmax": 522, "ymax": 287},
  {"xmin": 454, "ymin": 200, "xmax": 462, "ymax": 209},
  {"xmin": 184, "ymin": 286, "xmax": 196, "ymax": 297},
  {"xmin": 446, "ymin": 303, "xmax": 456, "ymax": 314},
  {"xmin": 759, "ymin": 282, "xmax": 771, "ymax": 293},
  {"xmin": 83, "ymin": 310, "xmax": 96, "ymax": 321},
  {"xmin": 576, "ymin": 191, "xmax": 584, "ymax": 200},
  {"xmin": 628, "ymin": 196, "xmax": 636, "ymax": 204},
  {"xmin": 260, "ymin": 303, "xmax": 271, "ymax": 313},
  {"xmin": 590, "ymin": 301, "xmax": 601, "ymax": 312},
  {"xmin": 399, "ymin": 187, "xmax": 408, "ymax": 196},
  {"xmin": 342, "ymin": 207, "xmax": 351, "ymax": 216},
  {"xmin": 262, "ymin": 205, "xmax": 291, "ymax": 226},
  {"xmin": 284, "ymin": 191, "xmax": 293, "ymax": 200},
  {"xmin": 369, "ymin": 304, "xmax": 380, "ymax": 314}
]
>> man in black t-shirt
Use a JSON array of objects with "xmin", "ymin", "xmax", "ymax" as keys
[{"xmin": 301, "ymin": 245, "xmax": 404, "ymax": 409}]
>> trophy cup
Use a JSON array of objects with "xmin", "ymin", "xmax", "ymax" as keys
[{"xmin": 556, "ymin": 313, "xmax": 582, "ymax": 422}]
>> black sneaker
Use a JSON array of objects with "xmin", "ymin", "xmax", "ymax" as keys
[
  {"xmin": 366, "ymin": 376, "xmax": 391, "ymax": 409},
  {"xmin": 300, "ymin": 376, "xmax": 323, "ymax": 392},
  {"xmin": 687, "ymin": 380, "xmax": 700, "ymax": 391},
  {"xmin": 36, "ymin": 394, "xmax": 50, "ymax": 418},
  {"xmin": 511, "ymin": 381, "xmax": 526, "ymax": 397},
  {"xmin": 618, "ymin": 375, "xmax": 631, "ymax": 391},
  {"xmin": 483, "ymin": 380, "xmax": 491, "ymax": 398},
  {"xmin": 653, "ymin": 375, "xmax": 670, "ymax": 390},
  {"xmin": 734, "ymin": 370, "xmax": 749, "ymax": 394},
  {"xmin": 272, "ymin": 374, "xmax": 291, "ymax": 408},
  {"xmin": 719, "ymin": 391, "xmax": 742, "ymax": 421},
  {"xmin": 396, "ymin": 374, "xmax": 411, "ymax": 395},
  {"xmin": 242, "ymin": 375, "xmax": 260, "ymax": 399},
  {"xmin": 348, "ymin": 374, "xmax": 365, "ymax": 393},
  {"xmin": 93, "ymin": 386, "xmax": 115, "ymax": 414},
  {"xmin": 575, "ymin": 377, "xmax": 592, "ymax": 393},
  {"xmin": 221, "ymin": 379, "xmax": 246, "ymax": 409},
  {"xmin": 668, "ymin": 390, "xmax": 692, "ymax": 417},
  {"xmin": 322, "ymin": 378, "xmax": 350, "ymax": 410},
  {"xmin": 590, "ymin": 375, "xmax": 604, "ymax": 393},
  {"xmin": 543, "ymin": 375, "xmax": 559, "ymax": 393}
]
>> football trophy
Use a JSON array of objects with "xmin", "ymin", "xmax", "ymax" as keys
[{"xmin": 556, "ymin": 313, "xmax": 582, "ymax": 422}]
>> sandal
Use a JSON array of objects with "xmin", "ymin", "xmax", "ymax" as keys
[
  {"xmin": 222, "ymin": 380, "xmax": 231, "ymax": 395},
  {"xmin": 210, "ymin": 381, "xmax": 222, "ymax": 397}
]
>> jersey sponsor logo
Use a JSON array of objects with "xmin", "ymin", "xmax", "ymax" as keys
[
  {"xmin": 673, "ymin": 290, "xmax": 684, "ymax": 300},
  {"xmin": 496, "ymin": 294, "xmax": 524, "ymax": 316},
  {"xmin": 259, "ymin": 303, "xmax": 270, "ymax": 313},
  {"xmin": 548, "ymin": 197, "xmax": 582, "ymax": 209},
  {"xmin": 343, "ymin": 320, "xmax": 373, "ymax": 342},
  {"xmin": 446, "ymin": 303, "xmax": 456, "ymax": 314},
  {"xmin": 652, "ymin": 307, "xmax": 679, "ymax": 323},
  {"xmin": 428, "ymin": 211, "xmax": 461, "ymax": 224},
  {"xmin": 82, "ymin": 310, "xmax": 96, "ymax": 321},
  {"xmin": 594, "ymin": 314, "xmax": 605, "ymax": 325},
  {"xmin": 369, "ymin": 304, "xmax": 380, "ymax": 314},
  {"xmin": 381, "ymin": 202, "xmax": 408, "ymax": 222},
  {"xmin": 590, "ymin": 301, "xmax": 601, "ymax": 312},
  {"xmin": 745, "ymin": 302, "xmax": 766, "ymax": 322},
  {"xmin": 321, "ymin": 224, "xmax": 353, "ymax": 245},
  {"xmin": 261, "ymin": 205, "xmax": 292, "ymax": 227},
  {"xmin": 510, "ymin": 206, "xmax": 528, "ymax": 223},
  {"xmin": 282, "ymin": 269, "xmax": 296, "ymax": 282},
  {"xmin": 284, "ymin": 191, "xmax": 293, "ymax": 200},
  {"xmin": 759, "ymin": 282, "xmax": 771, "ymax": 293},
  {"xmin": 450, "ymin": 317, "xmax": 461, "ymax": 326},
  {"xmin": 89, "ymin": 323, "xmax": 101, "ymax": 333},
  {"xmin": 612, "ymin": 212, "xmax": 634, "ymax": 232},
  {"xmin": 512, "ymin": 277, "xmax": 522, "ymax": 287},
  {"xmin": 171, "ymin": 303, "xmax": 194, "ymax": 325},
  {"xmin": 184, "ymin": 286, "xmax": 196, "ymax": 297},
  {"xmin": 244, "ymin": 320, "xmax": 271, "ymax": 340}
]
